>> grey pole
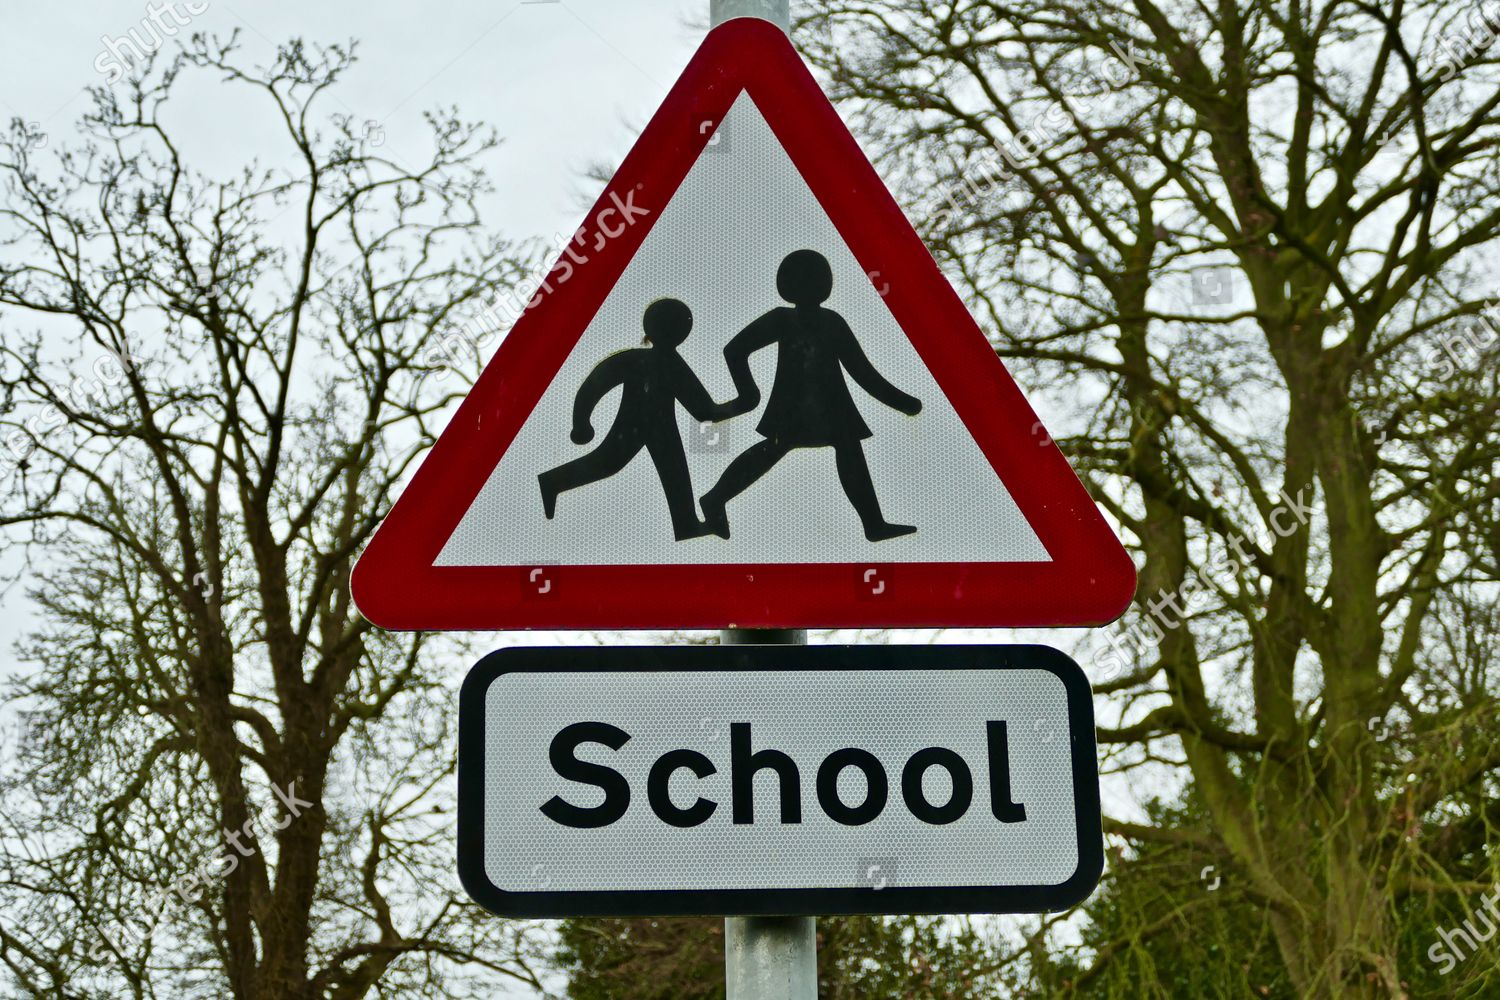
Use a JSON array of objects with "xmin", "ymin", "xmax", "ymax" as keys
[
  {"xmin": 712, "ymin": 4, "xmax": 810, "ymax": 997},
  {"xmin": 711, "ymin": 0, "xmax": 790, "ymax": 29}
]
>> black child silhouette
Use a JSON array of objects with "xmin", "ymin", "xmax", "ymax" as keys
[
  {"xmin": 700, "ymin": 249, "xmax": 922, "ymax": 541},
  {"xmin": 539, "ymin": 298, "xmax": 735, "ymax": 540}
]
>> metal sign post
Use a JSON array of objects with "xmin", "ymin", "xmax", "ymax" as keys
[
  {"xmin": 711, "ymin": 3, "xmax": 809, "ymax": 997},
  {"xmin": 711, "ymin": 0, "xmax": 790, "ymax": 27}
]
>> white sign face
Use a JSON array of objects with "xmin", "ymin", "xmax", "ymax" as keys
[
  {"xmin": 434, "ymin": 92, "xmax": 1050, "ymax": 567},
  {"xmin": 457, "ymin": 645, "xmax": 1101, "ymax": 917}
]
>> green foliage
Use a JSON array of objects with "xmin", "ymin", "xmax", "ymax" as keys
[
  {"xmin": 556, "ymin": 915, "xmax": 1008, "ymax": 999},
  {"xmin": 816, "ymin": 916, "xmax": 1005, "ymax": 999},
  {"xmin": 1051, "ymin": 799, "xmax": 1296, "ymax": 999},
  {"xmin": 556, "ymin": 918, "xmax": 725, "ymax": 1000}
]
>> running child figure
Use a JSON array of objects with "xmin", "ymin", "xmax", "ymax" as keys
[{"xmin": 539, "ymin": 298, "xmax": 735, "ymax": 540}]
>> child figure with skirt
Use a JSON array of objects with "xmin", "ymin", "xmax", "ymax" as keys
[{"xmin": 700, "ymin": 249, "xmax": 923, "ymax": 541}]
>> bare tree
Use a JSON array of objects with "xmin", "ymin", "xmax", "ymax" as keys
[
  {"xmin": 0, "ymin": 35, "xmax": 549, "ymax": 999},
  {"xmin": 795, "ymin": 1, "xmax": 1500, "ymax": 996}
]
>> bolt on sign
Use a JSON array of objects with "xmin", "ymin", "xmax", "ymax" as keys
[
  {"xmin": 350, "ymin": 17, "xmax": 1135, "ymax": 631},
  {"xmin": 458, "ymin": 645, "xmax": 1102, "ymax": 917}
]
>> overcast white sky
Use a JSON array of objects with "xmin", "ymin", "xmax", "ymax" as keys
[
  {"xmin": 0, "ymin": 0, "xmax": 709, "ymax": 652},
  {"xmin": 2, "ymin": 0, "xmax": 704, "ymax": 240}
]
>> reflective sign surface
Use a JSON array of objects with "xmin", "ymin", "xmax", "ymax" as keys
[{"xmin": 458, "ymin": 645, "xmax": 1101, "ymax": 917}]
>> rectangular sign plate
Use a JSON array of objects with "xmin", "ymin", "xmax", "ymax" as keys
[{"xmin": 458, "ymin": 644, "xmax": 1101, "ymax": 917}]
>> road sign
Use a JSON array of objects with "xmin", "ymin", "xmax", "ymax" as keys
[
  {"xmin": 351, "ymin": 17, "xmax": 1135, "ymax": 631},
  {"xmin": 457, "ymin": 644, "xmax": 1102, "ymax": 917}
]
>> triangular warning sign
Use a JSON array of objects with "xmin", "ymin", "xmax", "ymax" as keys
[{"xmin": 352, "ymin": 17, "xmax": 1135, "ymax": 631}]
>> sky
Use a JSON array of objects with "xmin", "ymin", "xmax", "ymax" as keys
[
  {"xmin": 0, "ymin": 4, "xmax": 1150, "ymax": 995},
  {"xmin": 2, "ymin": 0, "xmax": 706, "ymax": 243},
  {"xmin": 0, "ymin": 0, "xmax": 707, "ymax": 652},
  {"xmin": 1, "ymin": 0, "xmax": 708, "ymax": 238}
]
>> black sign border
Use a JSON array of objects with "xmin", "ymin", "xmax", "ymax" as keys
[{"xmin": 458, "ymin": 644, "xmax": 1102, "ymax": 918}]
